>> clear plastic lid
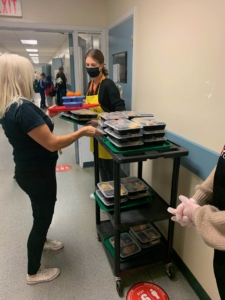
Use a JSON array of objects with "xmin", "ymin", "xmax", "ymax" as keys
[
  {"xmin": 108, "ymin": 136, "xmax": 144, "ymax": 148},
  {"xmin": 105, "ymin": 127, "xmax": 142, "ymax": 139},
  {"xmin": 129, "ymin": 230, "xmax": 160, "ymax": 249},
  {"xmin": 109, "ymin": 233, "xmax": 141, "ymax": 258},
  {"xmin": 121, "ymin": 177, "xmax": 149, "ymax": 193},
  {"xmin": 130, "ymin": 225, "xmax": 161, "ymax": 243},
  {"xmin": 105, "ymin": 119, "xmax": 143, "ymax": 131},
  {"xmin": 99, "ymin": 112, "xmax": 127, "ymax": 120},
  {"xmin": 96, "ymin": 190, "xmax": 127, "ymax": 206},
  {"xmin": 132, "ymin": 117, "xmax": 166, "ymax": 127},
  {"xmin": 71, "ymin": 109, "xmax": 98, "ymax": 116},
  {"xmin": 97, "ymin": 181, "xmax": 128, "ymax": 198},
  {"xmin": 122, "ymin": 111, "xmax": 154, "ymax": 118}
]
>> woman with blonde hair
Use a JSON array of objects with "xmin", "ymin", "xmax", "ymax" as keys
[{"xmin": 0, "ymin": 54, "xmax": 102, "ymax": 284}]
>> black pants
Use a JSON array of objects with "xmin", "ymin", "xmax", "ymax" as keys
[
  {"xmin": 56, "ymin": 88, "xmax": 66, "ymax": 106},
  {"xmin": 40, "ymin": 91, "xmax": 46, "ymax": 107},
  {"xmin": 15, "ymin": 161, "xmax": 57, "ymax": 275},
  {"xmin": 213, "ymin": 250, "xmax": 225, "ymax": 299},
  {"xmin": 99, "ymin": 158, "xmax": 114, "ymax": 181}
]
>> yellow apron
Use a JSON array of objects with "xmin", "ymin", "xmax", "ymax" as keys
[{"xmin": 86, "ymin": 79, "xmax": 112, "ymax": 159}]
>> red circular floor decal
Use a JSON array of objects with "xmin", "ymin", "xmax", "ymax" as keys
[
  {"xmin": 126, "ymin": 282, "xmax": 169, "ymax": 300},
  {"xmin": 56, "ymin": 164, "xmax": 72, "ymax": 172}
]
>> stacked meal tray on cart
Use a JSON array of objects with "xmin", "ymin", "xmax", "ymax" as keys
[
  {"xmin": 104, "ymin": 119, "xmax": 144, "ymax": 150},
  {"xmin": 132, "ymin": 117, "xmax": 167, "ymax": 146},
  {"xmin": 96, "ymin": 176, "xmax": 151, "ymax": 207},
  {"xmin": 108, "ymin": 223, "xmax": 161, "ymax": 258},
  {"xmin": 129, "ymin": 223, "xmax": 161, "ymax": 249},
  {"xmin": 103, "ymin": 117, "xmax": 168, "ymax": 149},
  {"xmin": 60, "ymin": 109, "xmax": 98, "ymax": 123}
]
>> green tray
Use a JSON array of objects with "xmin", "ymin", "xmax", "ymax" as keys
[
  {"xmin": 103, "ymin": 233, "xmax": 160, "ymax": 262},
  {"xmin": 59, "ymin": 115, "xmax": 88, "ymax": 125},
  {"xmin": 102, "ymin": 137, "xmax": 172, "ymax": 154},
  {"xmin": 94, "ymin": 190, "xmax": 154, "ymax": 212}
]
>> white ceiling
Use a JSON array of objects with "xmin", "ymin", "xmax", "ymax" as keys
[{"xmin": 0, "ymin": 30, "xmax": 69, "ymax": 65}]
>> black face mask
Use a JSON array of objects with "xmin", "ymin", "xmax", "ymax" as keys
[{"xmin": 86, "ymin": 67, "xmax": 100, "ymax": 78}]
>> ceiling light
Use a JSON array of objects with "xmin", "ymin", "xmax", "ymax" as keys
[
  {"xmin": 21, "ymin": 40, "xmax": 37, "ymax": 45},
  {"xmin": 29, "ymin": 54, "xmax": 39, "ymax": 57},
  {"xmin": 26, "ymin": 49, "xmax": 38, "ymax": 52}
]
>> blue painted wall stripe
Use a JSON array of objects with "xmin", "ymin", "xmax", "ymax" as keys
[{"xmin": 165, "ymin": 131, "xmax": 219, "ymax": 180}]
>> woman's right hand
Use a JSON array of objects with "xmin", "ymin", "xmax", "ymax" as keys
[{"xmin": 81, "ymin": 126, "xmax": 103, "ymax": 137}]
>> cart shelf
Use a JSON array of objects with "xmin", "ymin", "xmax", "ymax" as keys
[
  {"xmin": 106, "ymin": 190, "xmax": 171, "ymax": 230},
  {"xmin": 97, "ymin": 221, "xmax": 170, "ymax": 276}
]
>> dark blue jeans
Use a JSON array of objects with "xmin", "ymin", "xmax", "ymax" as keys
[
  {"xmin": 40, "ymin": 90, "xmax": 46, "ymax": 107},
  {"xmin": 15, "ymin": 161, "xmax": 57, "ymax": 275}
]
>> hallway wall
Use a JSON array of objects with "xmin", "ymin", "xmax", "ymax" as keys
[
  {"xmin": 0, "ymin": 0, "xmax": 106, "ymax": 27},
  {"xmin": 105, "ymin": 1, "xmax": 224, "ymax": 299}
]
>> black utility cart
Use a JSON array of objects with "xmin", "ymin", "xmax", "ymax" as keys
[{"xmin": 93, "ymin": 136, "xmax": 189, "ymax": 297}]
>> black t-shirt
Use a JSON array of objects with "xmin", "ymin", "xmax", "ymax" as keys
[
  {"xmin": 0, "ymin": 99, "xmax": 58, "ymax": 170},
  {"xmin": 87, "ymin": 78, "xmax": 126, "ymax": 112}
]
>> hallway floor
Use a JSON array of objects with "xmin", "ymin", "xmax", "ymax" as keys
[{"xmin": 0, "ymin": 98, "xmax": 200, "ymax": 300}]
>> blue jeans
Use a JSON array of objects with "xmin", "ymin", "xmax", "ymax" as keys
[{"xmin": 15, "ymin": 161, "xmax": 57, "ymax": 275}]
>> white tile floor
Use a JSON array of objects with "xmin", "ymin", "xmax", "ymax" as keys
[{"xmin": 0, "ymin": 99, "xmax": 200, "ymax": 300}]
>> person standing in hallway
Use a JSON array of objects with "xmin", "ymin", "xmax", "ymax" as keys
[
  {"xmin": 56, "ymin": 66, "xmax": 67, "ymax": 106},
  {"xmin": 38, "ymin": 73, "xmax": 47, "ymax": 108},
  {"xmin": 85, "ymin": 49, "xmax": 126, "ymax": 199},
  {"xmin": 0, "ymin": 53, "xmax": 103, "ymax": 285},
  {"xmin": 168, "ymin": 150, "xmax": 225, "ymax": 299},
  {"xmin": 45, "ymin": 75, "xmax": 55, "ymax": 107}
]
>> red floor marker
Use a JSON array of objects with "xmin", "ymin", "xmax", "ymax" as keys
[
  {"xmin": 56, "ymin": 164, "xmax": 72, "ymax": 172},
  {"xmin": 126, "ymin": 282, "xmax": 169, "ymax": 300}
]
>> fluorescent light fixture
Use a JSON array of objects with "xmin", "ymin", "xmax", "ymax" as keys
[
  {"xmin": 29, "ymin": 54, "xmax": 39, "ymax": 57},
  {"xmin": 21, "ymin": 40, "xmax": 37, "ymax": 45},
  {"xmin": 26, "ymin": 49, "xmax": 38, "ymax": 52}
]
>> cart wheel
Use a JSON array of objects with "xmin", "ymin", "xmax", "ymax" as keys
[
  {"xmin": 116, "ymin": 280, "xmax": 123, "ymax": 297},
  {"xmin": 166, "ymin": 265, "xmax": 175, "ymax": 279},
  {"xmin": 96, "ymin": 233, "xmax": 101, "ymax": 242}
]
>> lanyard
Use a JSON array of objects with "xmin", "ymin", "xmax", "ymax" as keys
[{"xmin": 88, "ymin": 75, "xmax": 105, "ymax": 95}]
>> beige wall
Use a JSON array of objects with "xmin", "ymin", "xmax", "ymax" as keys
[
  {"xmin": 0, "ymin": 0, "xmax": 106, "ymax": 27},
  {"xmin": 106, "ymin": 1, "xmax": 223, "ymax": 299}
]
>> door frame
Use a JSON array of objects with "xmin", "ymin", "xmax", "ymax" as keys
[
  {"xmin": 0, "ymin": 21, "xmax": 106, "ymax": 91},
  {"xmin": 106, "ymin": 7, "xmax": 136, "ymax": 108}
]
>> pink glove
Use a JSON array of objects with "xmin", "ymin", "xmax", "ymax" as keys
[{"xmin": 167, "ymin": 196, "xmax": 200, "ymax": 227}]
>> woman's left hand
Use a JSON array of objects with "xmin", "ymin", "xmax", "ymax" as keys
[{"xmin": 87, "ymin": 119, "xmax": 99, "ymax": 127}]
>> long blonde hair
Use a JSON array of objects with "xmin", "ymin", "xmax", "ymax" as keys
[{"xmin": 0, "ymin": 53, "xmax": 34, "ymax": 118}]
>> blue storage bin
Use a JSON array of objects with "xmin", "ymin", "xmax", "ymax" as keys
[
  {"xmin": 63, "ymin": 102, "xmax": 83, "ymax": 108},
  {"xmin": 62, "ymin": 96, "xmax": 85, "ymax": 103}
]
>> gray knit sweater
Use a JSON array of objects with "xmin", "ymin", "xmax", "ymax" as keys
[{"xmin": 191, "ymin": 167, "xmax": 225, "ymax": 250}]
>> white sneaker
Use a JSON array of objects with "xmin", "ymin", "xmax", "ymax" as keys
[
  {"xmin": 27, "ymin": 268, "xmax": 60, "ymax": 285},
  {"xmin": 90, "ymin": 193, "xmax": 95, "ymax": 200},
  {"xmin": 43, "ymin": 239, "xmax": 64, "ymax": 251}
]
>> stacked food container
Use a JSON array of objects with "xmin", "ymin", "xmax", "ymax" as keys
[
  {"xmin": 109, "ymin": 232, "xmax": 141, "ymax": 259},
  {"xmin": 132, "ymin": 117, "xmax": 167, "ymax": 147},
  {"xmin": 96, "ymin": 176, "xmax": 151, "ymax": 208},
  {"xmin": 62, "ymin": 95, "xmax": 85, "ymax": 108},
  {"xmin": 96, "ymin": 180, "xmax": 128, "ymax": 207},
  {"xmin": 60, "ymin": 109, "xmax": 98, "ymax": 124},
  {"xmin": 104, "ymin": 119, "xmax": 144, "ymax": 150},
  {"xmin": 129, "ymin": 223, "xmax": 161, "ymax": 249}
]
